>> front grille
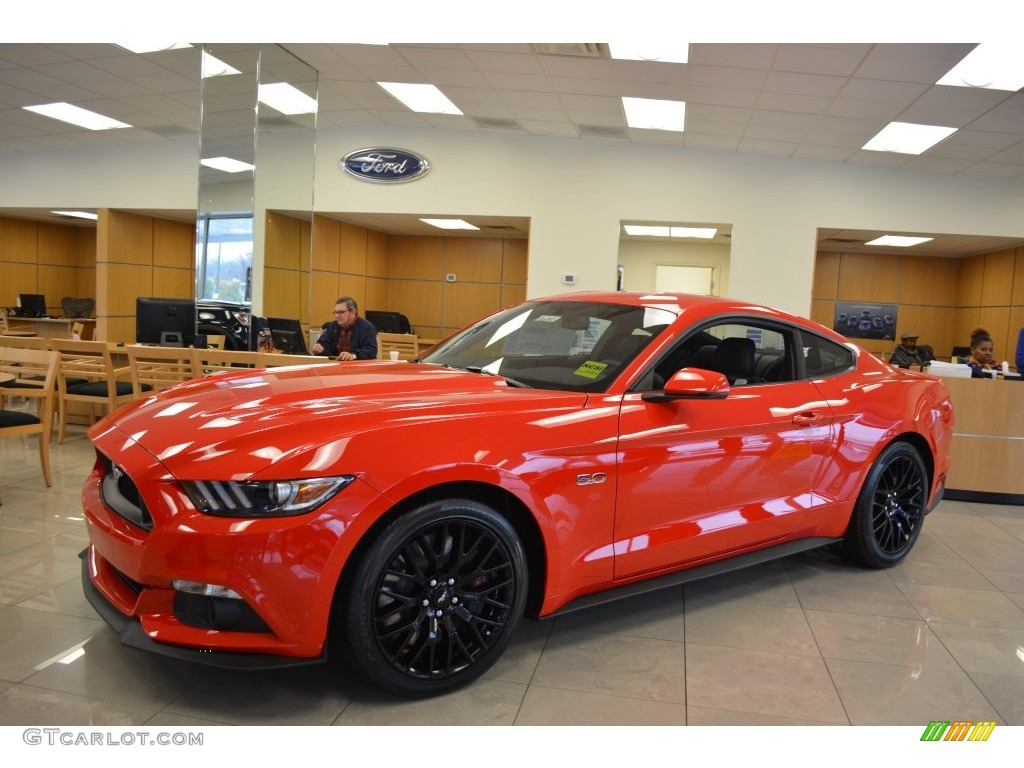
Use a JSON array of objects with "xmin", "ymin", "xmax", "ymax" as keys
[{"xmin": 98, "ymin": 453, "xmax": 153, "ymax": 532}]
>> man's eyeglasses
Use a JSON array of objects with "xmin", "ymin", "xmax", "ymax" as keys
[{"xmin": 333, "ymin": 308, "xmax": 352, "ymax": 316}]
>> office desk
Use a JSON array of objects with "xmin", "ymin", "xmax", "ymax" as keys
[
  {"xmin": 16, "ymin": 318, "xmax": 96, "ymax": 340},
  {"xmin": 942, "ymin": 376, "xmax": 1024, "ymax": 504}
]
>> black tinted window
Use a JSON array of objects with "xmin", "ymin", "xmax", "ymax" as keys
[{"xmin": 801, "ymin": 331, "xmax": 855, "ymax": 377}]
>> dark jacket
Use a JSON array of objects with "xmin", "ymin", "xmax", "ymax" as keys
[
  {"xmin": 889, "ymin": 344, "xmax": 932, "ymax": 369},
  {"xmin": 314, "ymin": 316, "xmax": 378, "ymax": 359}
]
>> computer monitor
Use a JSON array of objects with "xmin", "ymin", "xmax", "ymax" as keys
[
  {"xmin": 136, "ymin": 297, "xmax": 197, "ymax": 346},
  {"xmin": 365, "ymin": 310, "xmax": 411, "ymax": 334},
  {"xmin": 266, "ymin": 317, "xmax": 309, "ymax": 355},
  {"xmin": 18, "ymin": 293, "xmax": 47, "ymax": 317}
]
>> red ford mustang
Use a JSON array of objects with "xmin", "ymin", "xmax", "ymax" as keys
[{"xmin": 80, "ymin": 292, "xmax": 954, "ymax": 696}]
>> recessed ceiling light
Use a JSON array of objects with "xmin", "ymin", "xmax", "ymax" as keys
[
  {"xmin": 200, "ymin": 157, "xmax": 255, "ymax": 173},
  {"xmin": 609, "ymin": 44, "xmax": 689, "ymax": 64},
  {"xmin": 379, "ymin": 82, "xmax": 462, "ymax": 115},
  {"xmin": 258, "ymin": 83, "xmax": 317, "ymax": 115},
  {"xmin": 624, "ymin": 225, "xmax": 671, "ymax": 237},
  {"xmin": 671, "ymin": 227, "xmax": 716, "ymax": 239},
  {"xmin": 937, "ymin": 43, "xmax": 1024, "ymax": 92},
  {"xmin": 622, "ymin": 97, "xmax": 686, "ymax": 132},
  {"xmin": 420, "ymin": 218, "xmax": 478, "ymax": 230},
  {"xmin": 117, "ymin": 43, "xmax": 192, "ymax": 54},
  {"xmin": 865, "ymin": 235, "xmax": 933, "ymax": 247},
  {"xmin": 23, "ymin": 102, "xmax": 131, "ymax": 131},
  {"xmin": 202, "ymin": 51, "xmax": 241, "ymax": 78},
  {"xmin": 51, "ymin": 210, "xmax": 98, "ymax": 220},
  {"xmin": 862, "ymin": 121, "xmax": 956, "ymax": 154}
]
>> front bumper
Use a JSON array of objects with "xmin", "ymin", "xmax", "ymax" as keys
[{"xmin": 80, "ymin": 547, "xmax": 322, "ymax": 670}]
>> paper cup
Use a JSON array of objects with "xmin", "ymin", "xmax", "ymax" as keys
[{"xmin": 389, "ymin": 350, "xmax": 400, "ymax": 361}]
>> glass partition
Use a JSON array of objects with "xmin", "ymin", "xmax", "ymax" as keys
[{"xmin": 195, "ymin": 44, "xmax": 317, "ymax": 350}]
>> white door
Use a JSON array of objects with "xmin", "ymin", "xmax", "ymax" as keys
[{"xmin": 655, "ymin": 265, "xmax": 715, "ymax": 295}]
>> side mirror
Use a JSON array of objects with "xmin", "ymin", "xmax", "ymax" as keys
[{"xmin": 642, "ymin": 368, "xmax": 730, "ymax": 402}]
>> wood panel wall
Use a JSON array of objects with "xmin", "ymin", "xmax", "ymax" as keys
[
  {"xmin": 812, "ymin": 247, "xmax": 1024, "ymax": 366},
  {"xmin": 263, "ymin": 211, "xmax": 311, "ymax": 325},
  {"xmin": 95, "ymin": 210, "xmax": 195, "ymax": 343},
  {"xmin": 0, "ymin": 215, "xmax": 96, "ymax": 316},
  {"xmin": 307, "ymin": 215, "xmax": 527, "ymax": 341}
]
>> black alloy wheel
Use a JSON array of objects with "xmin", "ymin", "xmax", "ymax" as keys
[
  {"xmin": 337, "ymin": 499, "xmax": 527, "ymax": 697},
  {"xmin": 842, "ymin": 442, "xmax": 928, "ymax": 568}
]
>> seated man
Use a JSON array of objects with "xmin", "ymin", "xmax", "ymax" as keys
[
  {"xmin": 311, "ymin": 297, "xmax": 378, "ymax": 360},
  {"xmin": 889, "ymin": 332, "xmax": 932, "ymax": 368}
]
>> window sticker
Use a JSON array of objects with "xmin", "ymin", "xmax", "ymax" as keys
[{"xmin": 574, "ymin": 360, "xmax": 609, "ymax": 379}]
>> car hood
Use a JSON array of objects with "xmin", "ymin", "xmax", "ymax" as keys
[{"xmin": 96, "ymin": 361, "xmax": 588, "ymax": 479}]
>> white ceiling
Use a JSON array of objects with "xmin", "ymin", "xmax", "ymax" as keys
[{"xmin": 1, "ymin": 42, "xmax": 1023, "ymax": 256}]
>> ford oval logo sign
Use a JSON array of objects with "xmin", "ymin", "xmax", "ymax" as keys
[{"xmin": 341, "ymin": 148, "xmax": 430, "ymax": 183}]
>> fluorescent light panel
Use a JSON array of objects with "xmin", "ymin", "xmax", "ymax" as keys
[
  {"xmin": 865, "ymin": 235, "xmax": 933, "ymax": 247},
  {"xmin": 257, "ymin": 82, "xmax": 317, "ymax": 115},
  {"xmin": 51, "ymin": 210, "xmax": 98, "ymax": 220},
  {"xmin": 420, "ymin": 218, "xmax": 478, "ymax": 230},
  {"xmin": 202, "ymin": 51, "xmax": 241, "ymax": 78},
  {"xmin": 862, "ymin": 121, "xmax": 956, "ymax": 155},
  {"xmin": 622, "ymin": 97, "xmax": 686, "ymax": 131},
  {"xmin": 379, "ymin": 82, "xmax": 462, "ymax": 115},
  {"xmin": 624, "ymin": 225, "xmax": 716, "ymax": 239},
  {"xmin": 200, "ymin": 157, "xmax": 254, "ymax": 173},
  {"xmin": 937, "ymin": 44, "xmax": 1024, "ymax": 92},
  {"xmin": 117, "ymin": 43, "xmax": 192, "ymax": 54},
  {"xmin": 609, "ymin": 44, "xmax": 689, "ymax": 64},
  {"xmin": 24, "ymin": 102, "xmax": 131, "ymax": 131}
]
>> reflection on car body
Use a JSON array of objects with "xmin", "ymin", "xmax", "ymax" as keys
[{"xmin": 79, "ymin": 291, "xmax": 954, "ymax": 697}]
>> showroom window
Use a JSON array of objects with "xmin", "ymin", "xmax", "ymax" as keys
[{"xmin": 195, "ymin": 215, "xmax": 254, "ymax": 303}]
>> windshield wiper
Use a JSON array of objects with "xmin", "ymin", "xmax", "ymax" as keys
[{"xmin": 464, "ymin": 366, "xmax": 532, "ymax": 388}]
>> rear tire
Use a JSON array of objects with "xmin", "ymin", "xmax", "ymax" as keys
[
  {"xmin": 334, "ymin": 498, "xmax": 527, "ymax": 697},
  {"xmin": 841, "ymin": 442, "xmax": 928, "ymax": 568}
]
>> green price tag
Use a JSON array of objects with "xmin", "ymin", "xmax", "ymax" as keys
[{"xmin": 574, "ymin": 360, "xmax": 608, "ymax": 379}]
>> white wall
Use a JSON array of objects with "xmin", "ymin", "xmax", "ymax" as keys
[{"xmin": 2, "ymin": 126, "xmax": 1023, "ymax": 319}]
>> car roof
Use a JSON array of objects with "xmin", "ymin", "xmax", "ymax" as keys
[{"xmin": 533, "ymin": 291, "xmax": 790, "ymax": 317}]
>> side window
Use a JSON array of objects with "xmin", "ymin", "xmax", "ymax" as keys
[
  {"xmin": 801, "ymin": 331, "xmax": 855, "ymax": 377},
  {"xmin": 644, "ymin": 319, "xmax": 794, "ymax": 389}
]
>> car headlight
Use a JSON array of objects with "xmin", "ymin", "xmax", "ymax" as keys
[{"xmin": 181, "ymin": 476, "xmax": 354, "ymax": 517}]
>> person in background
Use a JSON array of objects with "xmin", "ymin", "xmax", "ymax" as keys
[
  {"xmin": 889, "ymin": 331, "xmax": 933, "ymax": 369},
  {"xmin": 965, "ymin": 327, "xmax": 997, "ymax": 376},
  {"xmin": 312, "ymin": 296, "xmax": 378, "ymax": 360},
  {"xmin": 1016, "ymin": 326, "xmax": 1023, "ymax": 373}
]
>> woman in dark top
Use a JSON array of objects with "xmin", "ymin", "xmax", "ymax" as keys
[{"xmin": 965, "ymin": 327, "xmax": 996, "ymax": 376}]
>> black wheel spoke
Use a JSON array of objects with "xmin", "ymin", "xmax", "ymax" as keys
[
  {"xmin": 869, "ymin": 454, "xmax": 925, "ymax": 556},
  {"xmin": 371, "ymin": 515, "xmax": 518, "ymax": 680}
]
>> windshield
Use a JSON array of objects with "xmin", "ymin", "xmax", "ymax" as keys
[{"xmin": 421, "ymin": 300, "xmax": 676, "ymax": 392}]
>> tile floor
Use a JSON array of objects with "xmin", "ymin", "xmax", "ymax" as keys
[{"xmin": 1, "ymin": 420, "xmax": 1023, "ymax": 727}]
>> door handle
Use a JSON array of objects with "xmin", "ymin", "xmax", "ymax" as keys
[{"xmin": 792, "ymin": 411, "xmax": 826, "ymax": 427}]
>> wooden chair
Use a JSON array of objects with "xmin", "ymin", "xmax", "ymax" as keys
[
  {"xmin": 0, "ymin": 336, "xmax": 55, "ymax": 419},
  {"xmin": 0, "ymin": 346, "xmax": 58, "ymax": 486},
  {"xmin": 1, "ymin": 308, "xmax": 37, "ymax": 337},
  {"xmin": 191, "ymin": 347, "xmax": 260, "ymax": 377},
  {"xmin": 377, "ymin": 332, "xmax": 419, "ymax": 361},
  {"xmin": 126, "ymin": 345, "xmax": 195, "ymax": 397},
  {"xmin": 49, "ymin": 339, "xmax": 140, "ymax": 443}
]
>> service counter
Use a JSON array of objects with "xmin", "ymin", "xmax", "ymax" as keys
[
  {"xmin": 13, "ymin": 317, "xmax": 96, "ymax": 340},
  {"xmin": 942, "ymin": 375, "xmax": 1024, "ymax": 504}
]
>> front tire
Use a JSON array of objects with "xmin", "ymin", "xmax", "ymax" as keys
[
  {"xmin": 335, "ymin": 499, "xmax": 527, "ymax": 697},
  {"xmin": 841, "ymin": 442, "xmax": 928, "ymax": 568}
]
